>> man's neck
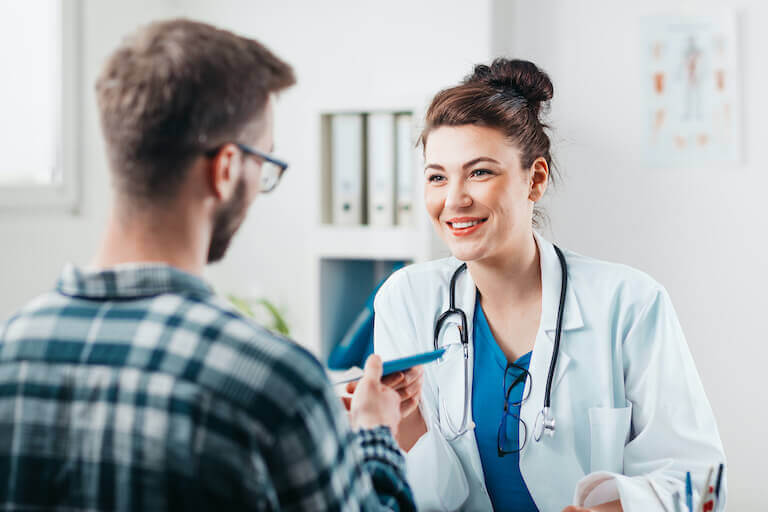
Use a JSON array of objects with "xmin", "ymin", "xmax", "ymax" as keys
[{"xmin": 93, "ymin": 200, "xmax": 210, "ymax": 276}]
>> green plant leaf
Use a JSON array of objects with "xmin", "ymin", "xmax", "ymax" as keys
[
  {"xmin": 227, "ymin": 294, "xmax": 290, "ymax": 337},
  {"xmin": 257, "ymin": 298, "xmax": 290, "ymax": 336}
]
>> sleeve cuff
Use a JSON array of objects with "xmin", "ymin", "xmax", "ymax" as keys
[
  {"xmin": 354, "ymin": 426, "xmax": 406, "ymax": 470},
  {"xmin": 574, "ymin": 472, "xmax": 621, "ymax": 507},
  {"xmin": 574, "ymin": 472, "xmax": 669, "ymax": 512}
]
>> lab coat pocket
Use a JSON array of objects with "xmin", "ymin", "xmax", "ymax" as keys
[
  {"xmin": 406, "ymin": 427, "xmax": 469, "ymax": 511},
  {"xmin": 588, "ymin": 405, "xmax": 632, "ymax": 474}
]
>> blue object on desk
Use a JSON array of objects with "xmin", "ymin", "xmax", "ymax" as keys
[
  {"xmin": 685, "ymin": 471, "xmax": 693, "ymax": 512},
  {"xmin": 327, "ymin": 263, "xmax": 404, "ymax": 370},
  {"xmin": 327, "ymin": 303, "xmax": 375, "ymax": 370}
]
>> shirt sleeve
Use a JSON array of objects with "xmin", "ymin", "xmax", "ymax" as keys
[{"xmin": 265, "ymin": 374, "xmax": 415, "ymax": 512}]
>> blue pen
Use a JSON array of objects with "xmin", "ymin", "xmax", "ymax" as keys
[
  {"xmin": 713, "ymin": 463, "xmax": 724, "ymax": 511},
  {"xmin": 685, "ymin": 472, "xmax": 693, "ymax": 512}
]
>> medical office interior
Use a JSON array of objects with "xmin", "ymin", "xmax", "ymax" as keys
[{"xmin": 0, "ymin": 0, "xmax": 765, "ymax": 509}]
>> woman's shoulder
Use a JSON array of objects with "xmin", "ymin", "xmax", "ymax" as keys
[
  {"xmin": 376, "ymin": 257, "xmax": 460, "ymax": 302},
  {"xmin": 561, "ymin": 246, "xmax": 667, "ymax": 307}
]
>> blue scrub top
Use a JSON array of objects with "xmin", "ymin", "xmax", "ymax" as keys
[{"xmin": 472, "ymin": 302, "xmax": 538, "ymax": 512}]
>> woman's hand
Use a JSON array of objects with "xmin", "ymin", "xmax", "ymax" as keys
[
  {"xmin": 343, "ymin": 365, "xmax": 427, "ymax": 451},
  {"xmin": 562, "ymin": 500, "xmax": 623, "ymax": 512},
  {"xmin": 345, "ymin": 365, "xmax": 425, "ymax": 417}
]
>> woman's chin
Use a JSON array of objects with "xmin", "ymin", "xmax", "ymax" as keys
[{"xmin": 447, "ymin": 244, "xmax": 487, "ymax": 263}]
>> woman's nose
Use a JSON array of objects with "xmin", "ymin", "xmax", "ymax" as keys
[{"xmin": 445, "ymin": 181, "xmax": 472, "ymax": 209}]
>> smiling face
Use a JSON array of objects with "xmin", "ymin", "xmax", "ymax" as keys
[{"xmin": 423, "ymin": 124, "xmax": 548, "ymax": 264}]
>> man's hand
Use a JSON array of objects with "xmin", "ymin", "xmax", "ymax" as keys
[
  {"xmin": 346, "ymin": 365, "xmax": 424, "ymax": 417},
  {"xmin": 346, "ymin": 355, "xmax": 403, "ymax": 436}
]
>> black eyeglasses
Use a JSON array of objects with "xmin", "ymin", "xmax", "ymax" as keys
[
  {"xmin": 205, "ymin": 142, "xmax": 289, "ymax": 193},
  {"xmin": 497, "ymin": 361, "xmax": 532, "ymax": 457}
]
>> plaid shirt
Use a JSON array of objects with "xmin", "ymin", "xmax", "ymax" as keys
[{"xmin": 0, "ymin": 264, "xmax": 415, "ymax": 511}]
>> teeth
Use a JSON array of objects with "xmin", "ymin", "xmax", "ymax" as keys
[{"xmin": 452, "ymin": 220, "xmax": 481, "ymax": 229}]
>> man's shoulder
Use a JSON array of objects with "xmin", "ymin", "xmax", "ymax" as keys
[
  {"xmin": 0, "ymin": 290, "xmax": 69, "ymax": 339},
  {"xmin": 0, "ymin": 290, "xmax": 333, "ymax": 421},
  {"xmin": 194, "ymin": 295, "xmax": 336, "ymax": 411}
]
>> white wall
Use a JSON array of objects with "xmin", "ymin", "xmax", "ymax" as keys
[
  {"xmin": 0, "ymin": 0, "xmax": 183, "ymax": 317},
  {"xmin": 507, "ymin": 0, "xmax": 766, "ymax": 507}
]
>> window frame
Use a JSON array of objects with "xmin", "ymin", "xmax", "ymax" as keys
[{"xmin": 0, "ymin": 0, "xmax": 81, "ymax": 213}]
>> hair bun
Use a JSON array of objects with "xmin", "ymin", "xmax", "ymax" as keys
[{"xmin": 467, "ymin": 58, "xmax": 553, "ymax": 114}]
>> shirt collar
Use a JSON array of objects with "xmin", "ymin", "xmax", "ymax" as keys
[
  {"xmin": 534, "ymin": 231, "xmax": 584, "ymax": 335},
  {"xmin": 56, "ymin": 262, "xmax": 214, "ymax": 300}
]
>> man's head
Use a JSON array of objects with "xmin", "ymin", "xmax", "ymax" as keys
[{"xmin": 95, "ymin": 19, "xmax": 295, "ymax": 262}]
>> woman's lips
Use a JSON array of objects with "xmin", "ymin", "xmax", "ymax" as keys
[{"xmin": 446, "ymin": 218, "xmax": 488, "ymax": 237}]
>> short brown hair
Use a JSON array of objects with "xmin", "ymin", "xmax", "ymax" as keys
[{"xmin": 96, "ymin": 19, "xmax": 295, "ymax": 201}]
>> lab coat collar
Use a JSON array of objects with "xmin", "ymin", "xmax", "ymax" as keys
[
  {"xmin": 535, "ymin": 231, "xmax": 584, "ymax": 336},
  {"xmin": 529, "ymin": 232, "xmax": 584, "ymax": 394}
]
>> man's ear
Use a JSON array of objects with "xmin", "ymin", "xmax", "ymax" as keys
[
  {"xmin": 528, "ymin": 156, "xmax": 549, "ymax": 202},
  {"xmin": 209, "ymin": 143, "xmax": 242, "ymax": 200}
]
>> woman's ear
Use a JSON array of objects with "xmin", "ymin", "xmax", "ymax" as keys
[
  {"xmin": 209, "ymin": 143, "xmax": 242, "ymax": 201},
  {"xmin": 528, "ymin": 157, "xmax": 549, "ymax": 202}
]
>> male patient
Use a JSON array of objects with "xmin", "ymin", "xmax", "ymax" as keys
[{"xmin": 0, "ymin": 20, "xmax": 416, "ymax": 511}]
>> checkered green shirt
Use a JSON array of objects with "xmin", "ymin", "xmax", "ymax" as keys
[{"xmin": 0, "ymin": 263, "xmax": 415, "ymax": 511}]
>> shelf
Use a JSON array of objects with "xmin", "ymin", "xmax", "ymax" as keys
[{"xmin": 312, "ymin": 225, "xmax": 421, "ymax": 260}]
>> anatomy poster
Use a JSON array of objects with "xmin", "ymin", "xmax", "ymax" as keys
[{"xmin": 643, "ymin": 12, "xmax": 741, "ymax": 166}]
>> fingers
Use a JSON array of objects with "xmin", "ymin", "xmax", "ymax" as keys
[
  {"xmin": 383, "ymin": 365, "xmax": 423, "ymax": 390},
  {"xmin": 396, "ymin": 373, "xmax": 423, "ymax": 400},
  {"xmin": 400, "ymin": 396, "xmax": 420, "ymax": 417},
  {"xmin": 381, "ymin": 372, "xmax": 405, "ymax": 387},
  {"xmin": 362, "ymin": 354, "xmax": 383, "ymax": 382}
]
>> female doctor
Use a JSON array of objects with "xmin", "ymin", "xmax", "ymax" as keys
[{"xmin": 371, "ymin": 59, "xmax": 726, "ymax": 511}]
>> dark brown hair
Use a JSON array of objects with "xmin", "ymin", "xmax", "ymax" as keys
[
  {"xmin": 420, "ymin": 58, "xmax": 556, "ymax": 189},
  {"xmin": 95, "ymin": 19, "xmax": 295, "ymax": 202}
]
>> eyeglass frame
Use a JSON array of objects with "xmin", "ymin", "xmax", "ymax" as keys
[
  {"xmin": 204, "ymin": 142, "xmax": 289, "ymax": 193},
  {"xmin": 497, "ymin": 361, "xmax": 533, "ymax": 457}
]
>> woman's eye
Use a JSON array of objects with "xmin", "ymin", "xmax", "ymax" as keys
[
  {"xmin": 470, "ymin": 169, "xmax": 493, "ymax": 178},
  {"xmin": 427, "ymin": 174, "xmax": 446, "ymax": 183}
]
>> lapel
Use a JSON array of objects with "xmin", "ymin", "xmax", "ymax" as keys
[
  {"xmin": 433, "ymin": 259, "xmax": 488, "ymax": 486},
  {"xmin": 436, "ymin": 260, "xmax": 477, "ymax": 427},
  {"xmin": 534, "ymin": 231, "xmax": 584, "ymax": 391},
  {"xmin": 519, "ymin": 233, "xmax": 585, "ymax": 461}
]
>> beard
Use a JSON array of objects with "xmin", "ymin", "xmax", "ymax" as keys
[{"xmin": 207, "ymin": 176, "xmax": 249, "ymax": 264}]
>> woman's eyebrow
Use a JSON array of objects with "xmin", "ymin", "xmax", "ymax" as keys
[
  {"xmin": 462, "ymin": 157, "xmax": 500, "ymax": 169},
  {"xmin": 424, "ymin": 157, "xmax": 500, "ymax": 172}
]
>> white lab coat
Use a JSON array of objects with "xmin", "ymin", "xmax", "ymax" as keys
[{"xmin": 373, "ymin": 233, "xmax": 726, "ymax": 512}]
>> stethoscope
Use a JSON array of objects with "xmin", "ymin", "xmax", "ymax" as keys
[{"xmin": 433, "ymin": 245, "xmax": 568, "ymax": 443}]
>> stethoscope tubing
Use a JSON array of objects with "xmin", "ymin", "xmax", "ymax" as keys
[{"xmin": 434, "ymin": 245, "xmax": 568, "ymax": 441}]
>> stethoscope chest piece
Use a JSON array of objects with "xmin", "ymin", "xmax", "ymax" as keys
[{"xmin": 533, "ymin": 406, "xmax": 556, "ymax": 442}]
